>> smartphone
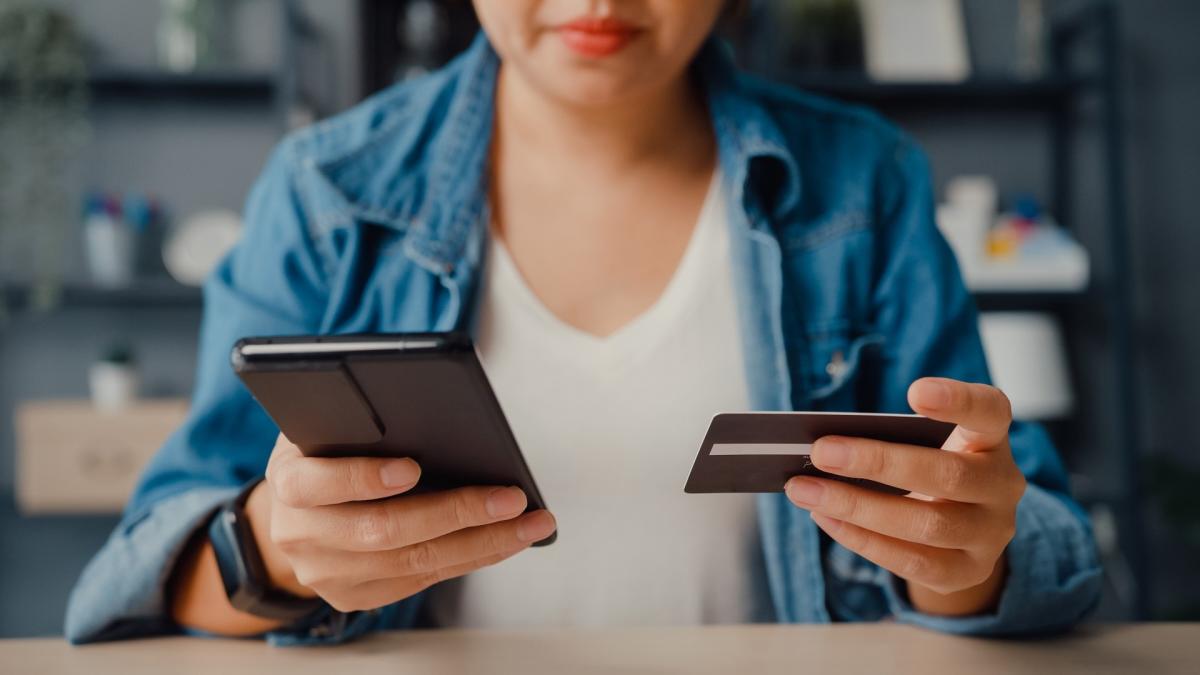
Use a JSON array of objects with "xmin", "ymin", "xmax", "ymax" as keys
[{"xmin": 231, "ymin": 331, "xmax": 554, "ymax": 545}]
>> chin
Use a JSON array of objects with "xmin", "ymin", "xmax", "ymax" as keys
[{"xmin": 537, "ymin": 68, "xmax": 653, "ymax": 108}]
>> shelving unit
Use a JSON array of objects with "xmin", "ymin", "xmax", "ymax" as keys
[
  {"xmin": 0, "ymin": 2, "xmax": 311, "ymax": 636},
  {"xmin": 0, "ymin": 0, "xmax": 304, "ymax": 316},
  {"xmin": 1, "ymin": 2, "xmax": 303, "ymax": 110},
  {"xmin": 87, "ymin": 69, "xmax": 278, "ymax": 101},
  {"xmin": 973, "ymin": 289, "xmax": 1086, "ymax": 312},
  {"xmin": 781, "ymin": 74, "xmax": 1092, "ymax": 109},
  {"xmin": 1, "ymin": 281, "xmax": 1084, "ymax": 315},
  {"xmin": 781, "ymin": 2, "xmax": 1145, "ymax": 618},
  {"xmin": 1, "ymin": 280, "xmax": 203, "ymax": 310}
]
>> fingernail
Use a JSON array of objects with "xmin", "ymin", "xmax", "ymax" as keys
[
  {"xmin": 517, "ymin": 510, "xmax": 557, "ymax": 542},
  {"xmin": 486, "ymin": 487, "xmax": 527, "ymax": 518},
  {"xmin": 380, "ymin": 459, "xmax": 419, "ymax": 488},
  {"xmin": 786, "ymin": 478, "xmax": 824, "ymax": 507},
  {"xmin": 814, "ymin": 438, "xmax": 851, "ymax": 469},
  {"xmin": 921, "ymin": 380, "xmax": 951, "ymax": 409}
]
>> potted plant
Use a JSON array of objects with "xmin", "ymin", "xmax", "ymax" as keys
[{"xmin": 89, "ymin": 343, "xmax": 140, "ymax": 412}]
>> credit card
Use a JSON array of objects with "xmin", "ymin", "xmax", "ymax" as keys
[{"xmin": 684, "ymin": 412, "xmax": 956, "ymax": 495}]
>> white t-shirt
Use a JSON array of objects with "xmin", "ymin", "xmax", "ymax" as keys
[{"xmin": 427, "ymin": 171, "xmax": 768, "ymax": 628}]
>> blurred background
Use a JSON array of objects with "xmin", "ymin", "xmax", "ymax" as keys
[{"xmin": 0, "ymin": 0, "xmax": 1197, "ymax": 637}]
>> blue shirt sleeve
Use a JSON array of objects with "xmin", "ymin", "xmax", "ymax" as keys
[
  {"xmin": 63, "ymin": 141, "xmax": 392, "ymax": 645},
  {"xmin": 845, "ymin": 138, "xmax": 1102, "ymax": 635}
]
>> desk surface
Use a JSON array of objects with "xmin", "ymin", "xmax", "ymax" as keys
[{"xmin": 3, "ymin": 623, "xmax": 1198, "ymax": 675}]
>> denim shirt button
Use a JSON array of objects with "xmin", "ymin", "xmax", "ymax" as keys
[{"xmin": 825, "ymin": 350, "xmax": 848, "ymax": 381}]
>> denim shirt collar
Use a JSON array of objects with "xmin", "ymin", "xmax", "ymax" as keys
[
  {"xmin": 319, "ymin": 31, "xmax": 802, "ymax": 271},
  {"xmin": 695, "ymin": 39, "xmax": 803, "ymax": 222}
]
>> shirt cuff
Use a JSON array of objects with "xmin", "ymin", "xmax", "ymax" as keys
[
  {"xmin": 65, "ymin": 485, "xmax": 418, "ymax": 645},
  {"xmin": 65, "ymin": 487, "xmax": 237, "ymax": 643},
  {"xmin": 881, "ymin": 485, "xmax": 1103, "ymax": 636}
]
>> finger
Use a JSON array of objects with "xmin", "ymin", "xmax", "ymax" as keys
[
  {"xmin": 907, "ymin": 378, "xmax": 1012, "ymax": 450},
  {"xmin": 294, "ymin": 510, "xmax": 556, "ymax": 586},
  {"xmin": 314, "ymin": 485, "xmax": 532, "ymax": 552},
  {"xmin": 810, "ymin": 436, "xmax": 997, "ymax": 502},
  {"xmin": 381, "ymin": 509, "xmax": 556, "ymax": 579},
  {"xmin": 809, "ymin": 513, "xmax": 979, "ymax": 595},
  {"xmin": 786, "ymin": 476, "xmax": 986, "ymax": 550},
  {"xmin": 334, "ymin": 545, "xmax": 529, "ymax": 612},
  {"xmin": 266, "ymin": 443, "xmax": 422, "ymax": 508}
]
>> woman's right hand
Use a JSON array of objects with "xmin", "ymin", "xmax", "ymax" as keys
[{"xmin": 246, "ymin": 433, "xmax": 557, "ymax": 612}]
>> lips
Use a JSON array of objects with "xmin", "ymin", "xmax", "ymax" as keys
[{"xmin": 556, "ymin": 17, "xmax": 641, "ymax": 58}]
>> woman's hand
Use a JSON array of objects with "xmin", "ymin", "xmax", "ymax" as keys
[
  {"xmin": 784, "ymin": 377, "xmax": 1026, "ymax": 616},
  {"xmin": 247, "ymin": 434, "xmax": 557, "ymax": 613}
]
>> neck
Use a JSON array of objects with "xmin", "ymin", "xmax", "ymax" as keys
[{"xmin": 493, "ymin": 66, "xmax": 713, "ymax": 174}]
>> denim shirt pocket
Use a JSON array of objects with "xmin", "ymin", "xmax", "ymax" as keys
[{"xmin": 798, "ymin": 319, "xmax": 885, "ymax": 411}]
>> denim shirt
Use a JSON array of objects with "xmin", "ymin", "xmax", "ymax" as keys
[{"xmin": 65, "ymin": 34, "xmax": 1101, "ymax": 644}]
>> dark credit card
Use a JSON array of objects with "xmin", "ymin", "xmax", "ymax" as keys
[{"xmin": 684, "ymin": 412, "xmax": 956, "ymax": 496}]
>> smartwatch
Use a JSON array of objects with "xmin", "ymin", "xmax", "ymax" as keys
[{"xmin": 207, "ymin": 480, "xmax": 326, "ymax": 622}]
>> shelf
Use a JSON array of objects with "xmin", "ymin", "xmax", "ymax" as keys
[
  {"xmin": 88, "ymin": 69, "xmax": 278, "ymax": 101},
  {"xmin": 783, "ymin": 73, "xmax": 1091, "ymax": 109},
  {"xmin": 1, "ymin": 279, "xmax": 203, "ymax": 310},
  {"xmin": 2, "ymin": 283, "xmax": 1078, "ymax": 314},
  {"xmin": 972, "ymin": 289, "xmax": 1085, "ymax": 312},
  {"xmin": 963, "ymin": 258, "xmax": 1089, "ymax": 296},
  {"xmin": 1, "ymin": 69, "xmax": 278, "ymax": 101},
  {"xmin": 954, "ymin": 229, "xmax": 1090, "ymax": 310}
]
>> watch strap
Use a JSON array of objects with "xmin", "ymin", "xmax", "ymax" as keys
[{"xmin": 208, "ymin": 480, "xmax": 326, "ymax": 622}]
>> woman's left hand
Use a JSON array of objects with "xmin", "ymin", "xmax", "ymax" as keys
[{"xmin": 785, "ymin": 377, "xmax": 1027, "ymax": 616}]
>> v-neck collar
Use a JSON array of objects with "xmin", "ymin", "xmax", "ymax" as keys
[{"xmin": 484, "ymin": 169, "xmax": 725, "ymax": 363}]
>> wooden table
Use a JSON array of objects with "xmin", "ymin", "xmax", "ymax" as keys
[{"xmin": 3, "ymin": 623, "xmax": 1198, "ymax": 674}]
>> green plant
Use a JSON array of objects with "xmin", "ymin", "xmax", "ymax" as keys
[
  {"xmin": 1145, "ymin": 455, "xmax": 1200, "ymax": 545},
  {"xmin": 1144, "ymin": 454, "xmax": 1200, "ymax": 618},
  {"xmin": 158, "ymin": 0, "xmax": 235, "ymax": 71},
  {"xmin": 778, "ymin": 0, "xmax": 864, "ymax": 71},
  {"xmin": 0, "ymin": 3, "xmax": 90, "ymax": 314},
  {"xmin": 99, "ymin": 342, "xmax": 137, "ymax": 366}
]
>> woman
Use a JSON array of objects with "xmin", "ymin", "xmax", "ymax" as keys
[{"xmin": 66, "ymin": 0, "xmax": 1100, "ymax": 644}]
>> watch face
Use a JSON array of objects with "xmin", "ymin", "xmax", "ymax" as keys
[{"xmin": 208, "ymin": 507, "xmax": 248, "ymax": 601}]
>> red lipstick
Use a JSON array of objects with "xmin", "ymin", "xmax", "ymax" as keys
[{"xmin": 556, "ymin": 17, "xmax": 640, "ymax": 58}]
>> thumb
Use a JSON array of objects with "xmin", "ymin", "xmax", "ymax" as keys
[{"xmin": 908, "ymin": 378, "xmax": 1012, "ymax": 452}]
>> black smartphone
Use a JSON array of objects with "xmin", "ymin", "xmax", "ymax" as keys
[{"xmin": 231, "ymin": 331, "xmax": 554, "ymax": 546}]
